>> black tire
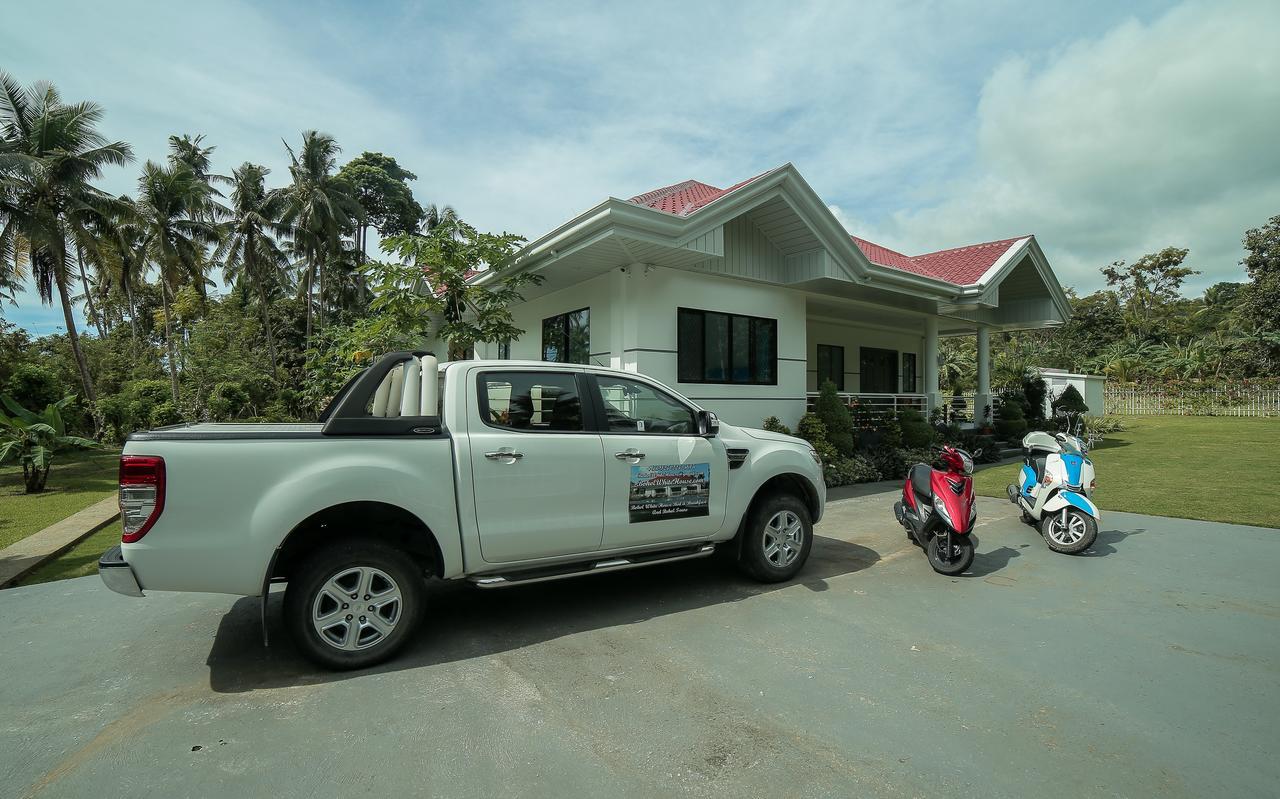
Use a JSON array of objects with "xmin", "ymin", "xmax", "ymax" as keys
[
  {"xmin": 926, "ymin": 534, "xmax": 974, "ymax": 575},
  {"xmin": 1041, "ymin": 507, "xmax": 1098, "ymax": 554},
  {"xmin": 737, "ymin": 492, "xmax": 813, "ymax": 583},
  {"xmin": 284, "ymin": 540, "xmax": 426, "ymax": 670}
]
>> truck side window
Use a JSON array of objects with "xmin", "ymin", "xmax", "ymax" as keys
[
  {"xmin": 595, "ymin": 377, "xmax": 696, "ymax": 434},
  {"xmin": 481, "ymin": 372, "xmax": 584, "ymax": 432}
]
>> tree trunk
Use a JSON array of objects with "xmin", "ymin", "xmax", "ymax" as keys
[
  {"xmin": 123, "ymin": 278, "xmax": 139, "ymax": 341},
  {"xmin": 316, "ymin": 254, "xmax": 325, "ymax": 335},
  {"xmin": 160, "ymin": 280, "xmax": 181, "ymax": 404},
  {"xmin": 52, "ymin": 259, "xmax": 97, "ymax": 407},
  {"xmin": 257, "ymin": 282, "xmax": 279, "ymax": 378},
  {"xmin": 76, "ymin": 243, "xmax": 106, "ymax": 339},
  {"xmin": 303, "ymin": 259, "xmax": 314, "ymax": 348}
]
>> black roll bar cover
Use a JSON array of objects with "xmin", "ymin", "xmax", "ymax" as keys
[{"xmin": 320, "ymin": 351, "xmax": 442, "ymax": 436}]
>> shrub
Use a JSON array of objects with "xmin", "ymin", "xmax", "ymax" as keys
[
  {"xmin": 994, "ymin": 395, "xmax": 1027, "ymax": 441},
  {"xmin": 1084, "ymin": 415, "xmax": 1126, "ymax": 434},
  {"xmin": 796, "ymin": 412, "xmax": 839, "ymax": 464},
  {"xmin": 149, "ymin": 401, "xmax": 182, "ymax": 428},
  {"xmin": 1052, "ymin": 384, "xmax": 1089, "ymax": 415},
  {"xmin": 822, "ymin": 454, "xmax": 880, "ymax": 487},
  {"xmin": 208, "ymin": 382, "xmax": 251, "ymax": 421},
  {"xmin": 4, "ymin": 364, "xmax": 65, "ymax": 412},
  {"xmin": 1022, "ymin": 373, "xmax": 1049, "ymax": 420},
  {"xmin": 813, "ymin": 380, "xmax": 855, "ymax": 455},
  {"xmin": 761, "ymin": 415, "xmax": 792, "ymax": 435},
  {"xmin": 897, "ymin": 408, "xmax": 934, "ymax": 448}
]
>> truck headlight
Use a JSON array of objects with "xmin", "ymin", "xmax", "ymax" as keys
[{"xmin": 808, "ymin": 448, "xmax": 822, "ymax": 469}]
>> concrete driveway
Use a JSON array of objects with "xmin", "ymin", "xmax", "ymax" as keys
[{"xmin": 3, "ymin": 486, "xmax": 1278, "ymax": 798}]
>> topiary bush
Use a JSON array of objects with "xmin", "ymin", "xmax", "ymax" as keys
[
  {"xmin": 1052, "ymin": 384, "xmax": 1089, "ymax": 415},
  {"xmin": 796, "ymin": 412, "xmax": 839, "ymax": 465},
  {"xmin": 761, "ymin": 415, "xmax": 792, "ymax": 435},
  {"xmin": 1022, "ymin": 373, "xmax": 1049, "ymax": 421},
  {"xmin": 813, "ymin": 380, "xmax": 855, "ymax": 455},
  {"xmin": 994, "ymin": 395, "xmax": 1027, "ymax": 442},
  {"xmin": 896, "ymin": 408, "xmax": 934, "ymax": 448}
]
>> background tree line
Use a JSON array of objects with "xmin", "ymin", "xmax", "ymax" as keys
[
  {"xmin": 0, "ymin": 73, "xmax": 534, "ymax": 442},
  {"xmin": 939, "ymin": 231, "xmax": 1280, "ymax": 394}
]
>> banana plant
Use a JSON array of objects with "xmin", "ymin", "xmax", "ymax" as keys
[{"xmin": 0, "ymin": 395, "xmax": 96, "ymax": 494}]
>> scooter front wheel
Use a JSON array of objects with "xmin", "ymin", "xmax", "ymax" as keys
[
  {"xmin": 1042, "ymin": 507, "xmax": 1098, "ymax": 554},
  {"xmin": 927, "ymin": 534, "xmax": 974, "ymax": 575}
]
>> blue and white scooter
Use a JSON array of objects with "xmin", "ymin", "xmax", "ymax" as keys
[{"xmin": 1006, "ymin": 430, "xmax": 1100, "ymax": 554}]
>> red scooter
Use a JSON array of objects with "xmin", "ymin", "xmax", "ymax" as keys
[{"xmin": 893, "ymin": 446, "xmax": 977, "ymax": 575}]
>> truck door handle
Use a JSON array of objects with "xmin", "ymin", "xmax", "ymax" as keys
[
  {"xmin": 485, "ymin": 450, "xmax": 524, "ymax": 460},
  {"xmin": 615, "ymin": 450, "xmax": 645, "ymax": 460}
]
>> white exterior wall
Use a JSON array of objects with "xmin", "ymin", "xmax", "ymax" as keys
[
  {"xmin": 495, "ymin": 266, "xmax": 809, "ymax": 429},
  {"xmin": 1042, "ymin": 372, "xmax": 1107, "ymax": 416},
  {"xmin": 477, "ymin": 272, "xmax": 615, "ymax": 363},
  {"xmin": 626, "ymin": 267, "xmax": 808, "ymax": 429},
  {"xmin": 804, "ymin": 319, "xmax": 923, "ymax": 394}
]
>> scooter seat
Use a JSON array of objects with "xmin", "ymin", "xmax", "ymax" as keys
[{"xmin": 909, "ymin": 463, "xmax": 933, "ymax": 502}]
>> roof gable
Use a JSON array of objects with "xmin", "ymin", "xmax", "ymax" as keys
[{"xmin": 628, "ymin": 171, "xmax": 773, "ymax": 217}]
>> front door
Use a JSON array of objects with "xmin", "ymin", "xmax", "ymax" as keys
[
  {"xmin": 590, "ymin": 375, "xmax": 728, "ymax": 550},
  {"xmin": 469, "ymin": 370, "xmax": 605, "ymax": 563}
]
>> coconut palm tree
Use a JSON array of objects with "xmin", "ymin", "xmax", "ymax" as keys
[
  {"xmin": 134, "ymin": 160, "xmax": 220, "ymax": 402},
  {"xmin": 280, "ymin": 131, "xmax": 361, "ymax": 346},
  {"xmin": 216, "ymin": 162, "xmax": 290, "ymax": 375},
  {"xmin": 0, "ymin": 73, "xmax": 133, "ymax": 408}
]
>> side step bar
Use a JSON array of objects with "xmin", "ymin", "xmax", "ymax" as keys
[{"xmin": 470, "ymin": 543, "xmax": 716, "ymax": 589}]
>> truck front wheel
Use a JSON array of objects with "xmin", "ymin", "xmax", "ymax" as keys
[
  {"xmin": 737, "ymin": 493, "xmax": 813, "ymax": 583},
  {"xmin": 284, "ymin": 541, "xmax": 425, "ymax": 670}
]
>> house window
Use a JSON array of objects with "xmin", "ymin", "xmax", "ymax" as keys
[
  {"xmin": 542, "ymin": 308, "xmax": 589, "ymax": 364},
  {"xmin": 902, "ymin": 352, "xmax": 918, "ymax": 393},
  {"xmin": 497, "ymin": 341, "xmax": 511, "ymax": 359},
  {"xmin": 677, "ymin": 308, "xmax": 777, "ymax": 385},
  {"xmin": 816, "ymin": 345, "xmax": 845, "ymax": 391},
  {"xmin": 860, "ymin": 347, "xmax": 898, "ymax": 393}
]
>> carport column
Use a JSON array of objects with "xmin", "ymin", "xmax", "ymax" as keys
[
  {"xmin": 610, "ymin": 265, "xmax": 641, "ymax": 372},
  {"xmin": 976, "ymin": 325, "xmax": 991, "ymax": 426},
  {"xmin": 923, "ymin": 316, "xmax": 940, "ymax": 414}
]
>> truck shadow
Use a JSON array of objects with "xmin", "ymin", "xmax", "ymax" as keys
[{"xmin": 205, "ymin": 534, "xmax": 881, "ymax": 693}]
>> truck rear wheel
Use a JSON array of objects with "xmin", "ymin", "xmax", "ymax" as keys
[
  {"xmin": 284, "ymin": 541, "xmax": 425, "ymax": 670},
  {"xmin": 737, "ymin": 493, "xmax": 813, "ymax": 583}
]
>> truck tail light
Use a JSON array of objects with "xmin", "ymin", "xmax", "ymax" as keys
[{"xmin": 120, "ymin": 455, "xmax": 165, "ymax": 543}]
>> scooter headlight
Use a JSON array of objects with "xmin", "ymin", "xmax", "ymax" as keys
[{"xmin": 932, "ymin": 495, "xmax": 954, "ymax": 526}]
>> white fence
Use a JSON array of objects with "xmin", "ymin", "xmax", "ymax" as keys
[
  {"xmin": 1104, "ymin": 387, "xmax": 1280, "ymax": 417},
  {"xmin": 807, "ymin": 392, "xmax": 928, "ymax": 415}
]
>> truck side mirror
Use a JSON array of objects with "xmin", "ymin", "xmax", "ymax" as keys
[{"xmin": 697, "ymin": 410, "xmax": 719, "ymax": 437}]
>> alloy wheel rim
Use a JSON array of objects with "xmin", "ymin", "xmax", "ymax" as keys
[
  {"xmin": 763, "ymin": 510, "xmax": 804, "ymax": 568},
  {"xmin": 311, "ymin": 566, "xmax": 403, "ymax": 651},
  {"xmin": 1047, "ymin": 511, "xmax": 1088, "ymax": 546}
]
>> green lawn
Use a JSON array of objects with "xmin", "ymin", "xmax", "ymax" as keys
[
  {"xmin": 18, "ymin": 525, "xmax": 121, "ymax": 586},
  {"xmin": 0, "ymin": 449, "xmax": 120, "ymax": 550},
  {"xmin": 973, "ymin": 415, "xmax": 1280, "ymax": 528}
]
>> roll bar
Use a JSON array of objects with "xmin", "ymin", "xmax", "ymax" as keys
[{"xmin": 320, "ymin": 351, "xmax": 443, "ymax": 436}]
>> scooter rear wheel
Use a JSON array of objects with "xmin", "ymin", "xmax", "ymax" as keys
[
  {"xmin": 1042, "ymin": 507, "xmax": 1098, "ymax": 554},
  {"xmin": 927, "ymin": 535, "xmax": 974, "ymax": 575}
]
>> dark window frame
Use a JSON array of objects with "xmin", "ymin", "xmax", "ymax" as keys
[
  {"xmin": 815, "ymin": 344, "xmax": 845, "ymax": 391},
  {"xmin": 859, "ymin": 346, "xmax": 900, "ymax": 394},
  {"xmin": 474, "ymin": 369, "xmax": 599, "ymax": 434},
  {"xmin": 541, "ymin": 307, "xmax": 590, "ymax": 364},
  {"xmin": 676, "ymin": 307, "xmax": 778, "ymax": 386},
  {"xmin": 902, "ymin": 352, "xmax": 918, "ymax": 393}
]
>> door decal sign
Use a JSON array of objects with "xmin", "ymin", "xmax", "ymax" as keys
[{"xmin": 628, "ymin": 463, "xmax": 710, "ymax": 523}]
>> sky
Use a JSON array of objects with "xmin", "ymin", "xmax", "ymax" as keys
[{"xmin": 4, "ymin": 0, "xmax": 1279, "ymax": 334}]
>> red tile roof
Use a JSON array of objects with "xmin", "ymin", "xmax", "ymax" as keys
[
  {"xmin": 628, "ymin": 170, "xmax": 772, "ymax": 217},
  {"xmin": 853, "ymin": 235, "xmax": 1027, "ymax": 285},
  {"xmin": 628, "ymin": 170, "xmax": 1027, "ymax": 286}
]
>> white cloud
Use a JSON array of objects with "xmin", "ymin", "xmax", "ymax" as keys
[{"xmin": 878, "ymin": 0, "xmax": 1280, "ymax": 292}]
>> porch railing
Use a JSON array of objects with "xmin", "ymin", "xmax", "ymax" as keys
[{"xmin": 806, "ymin": 392, "xmax": 928, "ymax": 415}]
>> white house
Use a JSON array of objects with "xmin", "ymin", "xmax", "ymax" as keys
[{"xmin": 468, "ymin": 163, "xmax": 1071, "ymax": 429}]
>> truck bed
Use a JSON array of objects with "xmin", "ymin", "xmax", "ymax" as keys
[{"xmin": 129, "ymin": 422, "xmax": 325, "ymax": 441}]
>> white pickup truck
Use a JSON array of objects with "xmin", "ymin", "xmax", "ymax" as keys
[{"xmin": 99, "ymin": 353, "xmax": 825, "ymax": 669}]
